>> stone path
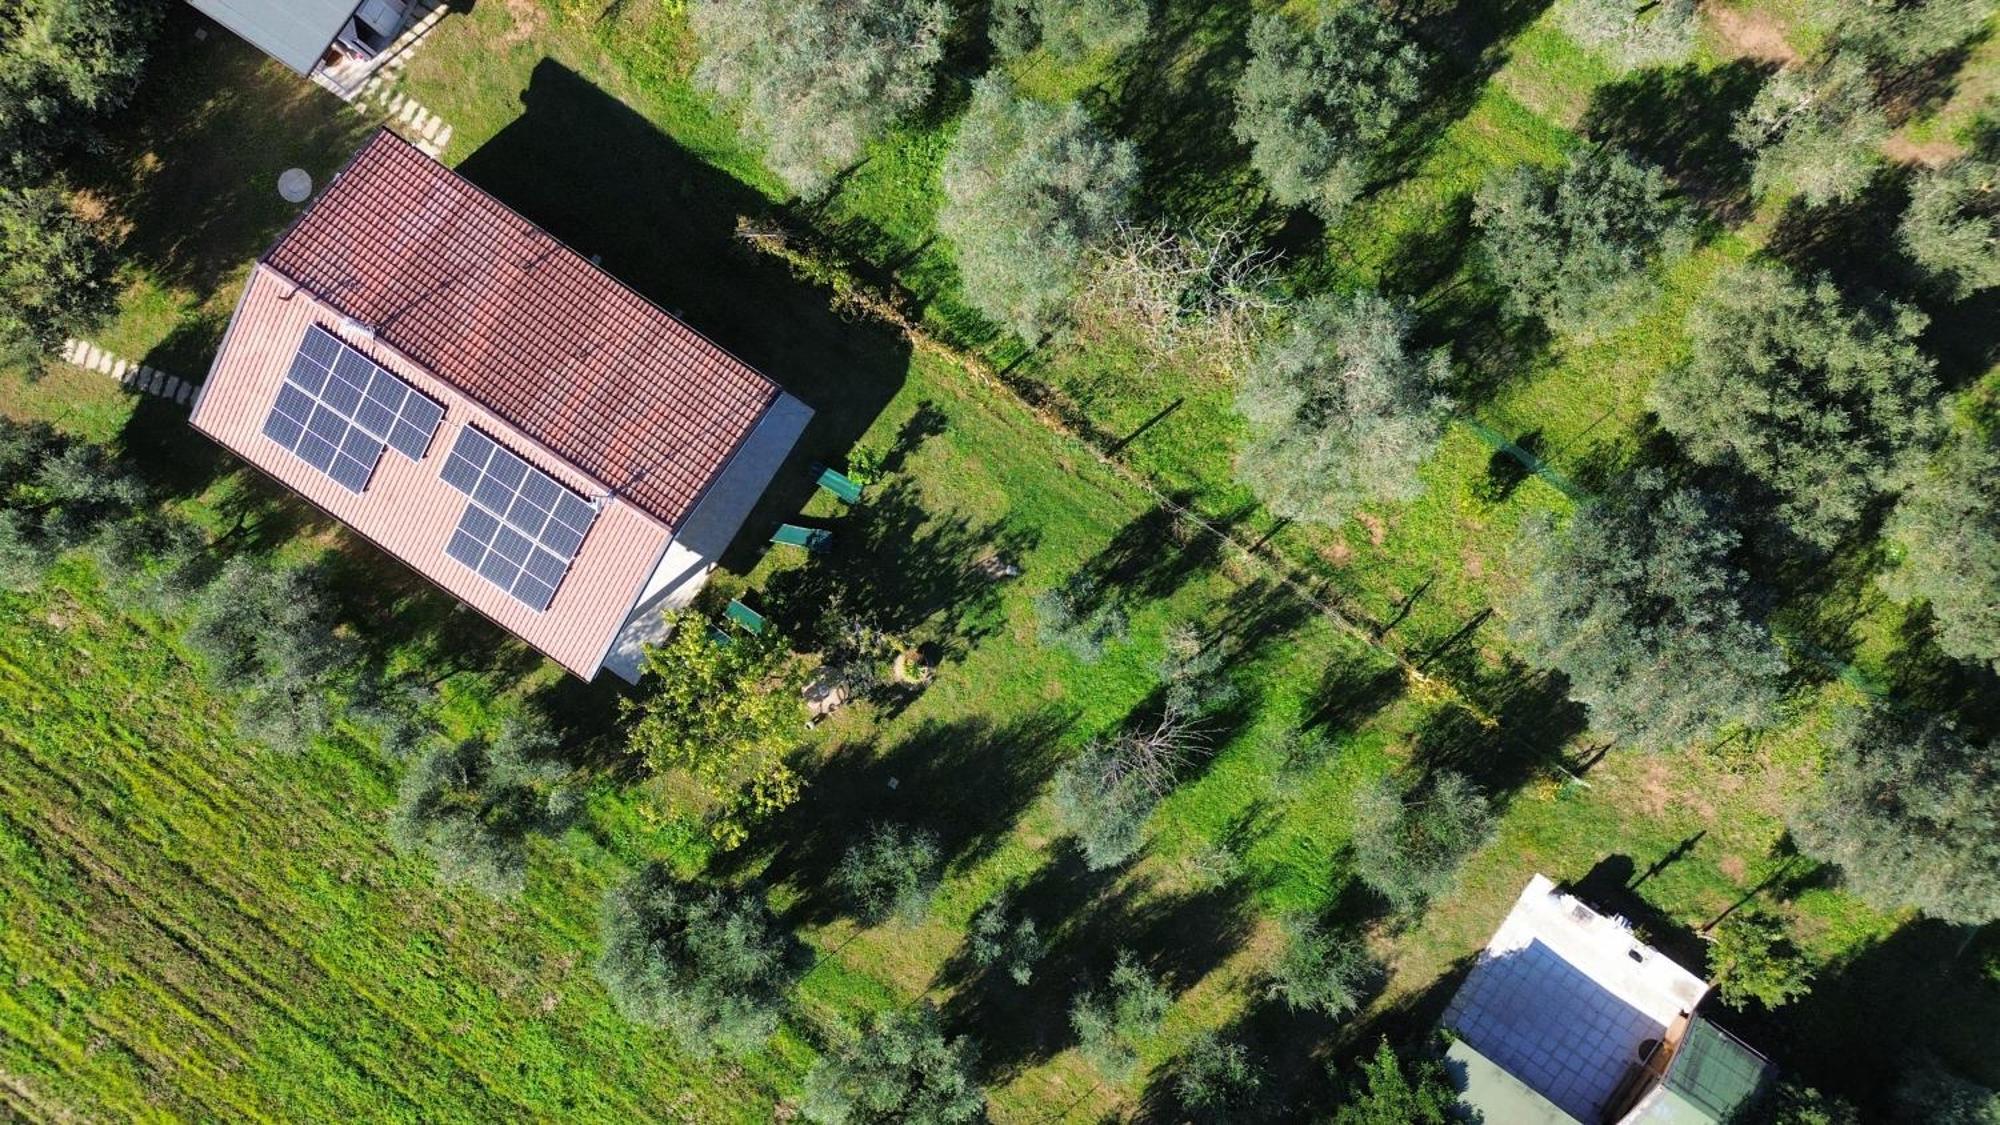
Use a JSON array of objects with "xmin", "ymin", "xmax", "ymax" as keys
[
  {"xmin": 60, "ymin": 339, "xmax": 195, "ymax": 406},
  {"xmin": 310, "ymin": 0, "xmax": 455, "ymax": 159}
]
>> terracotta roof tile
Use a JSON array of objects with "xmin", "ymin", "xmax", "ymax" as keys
[{"xmin": 263, "ymin": 130, "xmax": 779, "ymax": 529}]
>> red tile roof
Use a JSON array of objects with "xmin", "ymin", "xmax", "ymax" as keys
[{"xmin": 263, "ymin": 130, "xmax": 779, "ymax": 529}]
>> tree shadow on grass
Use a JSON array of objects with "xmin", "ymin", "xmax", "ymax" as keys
[
  {"xmin": 454, "ymin": 59, "xmax": 914, "ymax": 571},
  {"xmin": 715, "ymin": 708, "xmax": 1076, "ymax": 928},
  {"xmin": 1410, "ymin": 665, "xmax": 1585, "ymax": 809},
  {"xmin": 1765, "ymin": 917, "xmax": 2000, "ymax": 1114},
  {"xmin": 1877, "ymin": 602, "xmax": 2000, "ymax": 739},
  {"xmin": 937, "ymin": 843, "xmax": 1255, "ymax": 1084},
  {"xmin": 1386, "ymin": 0, "xmax": 1559, "ymax": 179},
  {"xmin": 1581, "ymin": 60, "xmax": 1775, "ymax": 226},
  {"xmin": 1108, "ymin": 0, "xmax": 1260, "ymax": 227},
  {"xmin": 1078, "ymin": 491, "xmax": 1241, "ymax": 612}
]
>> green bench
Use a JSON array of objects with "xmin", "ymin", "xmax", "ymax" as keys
[
  {"xmin": 724, "ymin": 598, "xmax": 766, "ymax": 635},
  {"xmin": 771, "ymin": 523, "xmax": 833, "ymax": 552},
  {"xmin": 813, "ymin": 464, "xmax": 864, "ymax": 504}
]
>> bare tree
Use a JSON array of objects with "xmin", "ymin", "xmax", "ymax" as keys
[{"xmin": 1070, "ymin": 221, "xmax": 1283, "ymax": 378}]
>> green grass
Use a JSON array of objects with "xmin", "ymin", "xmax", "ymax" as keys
[{"xmin": 4, "ymin": 0, "xmax": 1997, "ymax": 1119}]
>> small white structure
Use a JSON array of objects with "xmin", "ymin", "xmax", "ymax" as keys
[{"xmin": 1442, "ymin": 875, "xmax": 1771, "ymax": 1125}]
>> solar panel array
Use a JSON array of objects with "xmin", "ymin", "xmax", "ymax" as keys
[
  {"xmin": 440, "ymin": 427, "xmax": 598, "ymax": 612},
  {"xmin": 261, "ymin": 325, "xmax": 446, "ymax": 492}
]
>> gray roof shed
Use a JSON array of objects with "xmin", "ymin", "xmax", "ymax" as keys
[{"xmin": 186, "ymin": 0, "xmax": 359, "ymax": 74}]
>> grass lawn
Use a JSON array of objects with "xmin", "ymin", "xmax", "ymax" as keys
[{"xmin": 3, "ymin": 0, "xmax": 1996, "ymax": 1119}]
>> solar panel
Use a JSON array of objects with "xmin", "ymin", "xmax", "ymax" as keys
[
  {"xmin": 260, "ymin": 325, "xmax": 445, "ymax": 492},
  {"xmin": 439, "ymin": 425, "xmax": 598, "ymax": 612}
]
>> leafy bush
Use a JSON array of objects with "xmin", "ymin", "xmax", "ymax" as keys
[
  {"xmin": 594, "ymin": 864, "xmax": 799, "ymax": 1056},
  {"xmin": 1733, "ymin": 54, "xmax": 1889, "ymax": 206},
  {"xmin": 1349, "ymin": 770, "xmax": 1492, "ymax": 914},
  {"xmin": 969, "ymin": 893, "xmax": 1043, "ymax": 985},
  {"xmin": 1554, "ymin": 0, "xmax": 1698, "ymax": 70},
  {"xmin": 1329, "ymin": 1039, "xmax": 1458, "ymax": 1125},
  {"xmin": 1751, "ymin": 1079, "xmax": 1863, "ymax": 1125},
  {"xmin": 1791, "ymin": 708, "xmax": 2000, "ymax": 924},
  {"xmin": 1473, "ymin": 149, "xmax": 1691, "ymax": 337},
  {"xmin": 1173, "ymin": 1031, "xmax": 1263, "ymax": 1114},
  {"xmin": 0, "ymin": 185, "xmax": 117, "ymax": 359},
  {"xmin": 1070, "ymin": 950, "xmax": 1170, "ymax": 1082},
  {"xmin": 800, "ymin": 1003, "xmax": 984, "ymax": 1124},
  {"xmin": 185, "ymin": 556, "xmax": 353, "ymax": 753},
  {"xmin": 390, "ymin": 719, "xmax": 579, "ymax": 897},
  {"xmin": 1651, "ymin": 264, "xmax": 1939, "ymax": 547},
  {"xmin": 991, "ymin": 0, "xmax": 1149, "ymax": 63},
  {"xmin": 938, "ymin": 75, "xmax": 1137, "ymax": 340},
  {"xmin": 1504, "ymin": 471, "xmax": 1785, "ymax": 751},
  {"xmin": 1034, "ymin": 573, "xmax": 1128, "ymax": 662},
  {"xmin": 1267, "ymin": 913, "xmax": 1375, "ymax": 1019},
  {"xmin": 1233, "ymin": 6, "xmax": 1430, "ymax": 220},
  {"xmin": 836, "ymin": 821, "xmax": 943, "ymax": 924},
  {"xmin": 1707, "ymin": 909, "xmax": 1814, "ymax": 1010},
  {"xmin": 0, "ymin": 0, "xmax": 164, "ymax": 185},
  {"xmin": 626, "ymin": 610, "xmax": 807, "ymax": 848},
  {"xmin": 1899, "ymin": 155, "xmax": 2000, "ymax": 298},
  {"xmin": 0, "ymin": 418, "xmax": 145, "ymax": 589},
  {"xmin": 691, "ymin": 0, "xmax": 950, "ymax": 196},
  {"xmin": 1235, "ymin": 291, "xmax": 1452, "ymax": 527},
  {"xmin": 1880, "ymin": 426, "xmax": 2000, "ymax": 672}
]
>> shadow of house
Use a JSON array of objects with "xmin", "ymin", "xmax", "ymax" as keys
[
  {"xmin": 761, "ymin": 475, "xmax": 1038, "ymax": 670},
  {"xmin": 453, "ymin": 60, "xmax": 914, "ymax": 577},
  {"xmin": 1581, "ymin": 61, "xmax": 1775, "ymax": 226}
]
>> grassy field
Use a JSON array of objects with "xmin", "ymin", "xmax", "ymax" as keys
[{"xmin": 3, "ymin": 0, "xmax": 1997, "ymax": 1119}]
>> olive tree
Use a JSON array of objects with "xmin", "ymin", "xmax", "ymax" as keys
[
  {"xmin": 1051, "ymin": 624, "xmax": 1230, "ymax": 869},
  {"xmin": 1791, "ymin": 708, "xmax": 2000, "ymax": 924},
  {"xmin": 0, "ymin": 418, "xmax": 145, "ymax": 589},
  {"xmin": 625, "ymin": 611, "xmax": 807, "ymax": 848},
  {"xmin": 1899, "ymin": 155, "xmax": 2000, "ymax": 298},
  {"xmin": 1473, "ymin": 148, "xmax": 1691, "ymax": 338},
  {"xmin": 800, "ymin": 1003, "xmax": 984, "ymax": 1125},
  {"xmin": 1650, "ymin": 264, "xmax": 1939, "ymax": 547},
  {"xmin": 1880, "ymin": 427, "xmax": 2000, "ymax": 672},
  {"xmin": 1070, "ymin": 950, "xmax": 1170, "ymax": 1082},
  {"xmin": 1267, "ymin": 913, "xmax": 1375, "ymax": 1019},
  {"xmin": 1504, "ymin": 471, "xmax": 1786, "ymax": 751},
  {"xmin": 1235, "ymin": 291, "xmax": 1452, "ymax": 527},
  {"xmin": 390, "ymin": 720, "xmax": 580, "ymax": 897},
  {"xmin": 1233, "ymin": 6, "xmax": 1430, "ymax": 220},
  {"xmin": 1172, "ymin": 1031, "xmax": 1265, "ymax": 1115},
  {"xmin": 968, "ymin": 893, "xmax": 1044, "ymax": 985},
  {"xmin": 1834, "ymin": 0, "xmax": 1995, "ymax": 70},
  {"xmin": 1, "ymin": 185, "xmax": 118, "ymax": 359},
  {"xmin": 691, "ymin": 0, "xmax": 950, "ymax": 197},
  {"xmin": 0, "ymin": 0, "xmax": 164, "ymax": 185},
  {"xmin": 991, "ymin": 0, "xmax": 1149, "ymax": 63},
  {"xmin": 594, "ymin": 864, "xmax": 800, "ymax": 1055},
  {"xmin": 1554, "ymin": 0, "xmax": 1698, "ymax": 70},
  {"xmin": 938, "ymin": 75, "xmax": 1137, "ymax": 340},
  {"xmin": 1349, "ymin": 770, "xmax": 1493, "ymax": 914},
  {"xmin": 835, "ymin": 821, "xmax": 942, "ymax": 924},
  {"xmin": 185, "ymin": 556, "xmax": 353, "ymax": 753},
  {"xmin": 1733, "ymin": 53, "xmax": 1889, "ymax": 206}
]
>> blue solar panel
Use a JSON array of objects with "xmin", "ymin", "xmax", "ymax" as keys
[
  {"xmin": 259, "ymin": 325, "xmax": 445, "ymax": 493},
  {"xmin": 438, "ymin": 424, "xmax": 598, "ymax": 612}
]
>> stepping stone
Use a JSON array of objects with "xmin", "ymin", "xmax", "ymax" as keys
[
  {"xmin": 163, "ymin": 375, "xmax": 183, "ymax": 400},
  {"xmin": 111, "ymin": 358, "xmax": 129, "ymax": 380},
  {"xmin": 433, "ymin": 123, "xmax": 453, "ymax": 149},
  {"xmin": 176, "ymin": 382, "xmax": 193, "ymax": 404}
]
